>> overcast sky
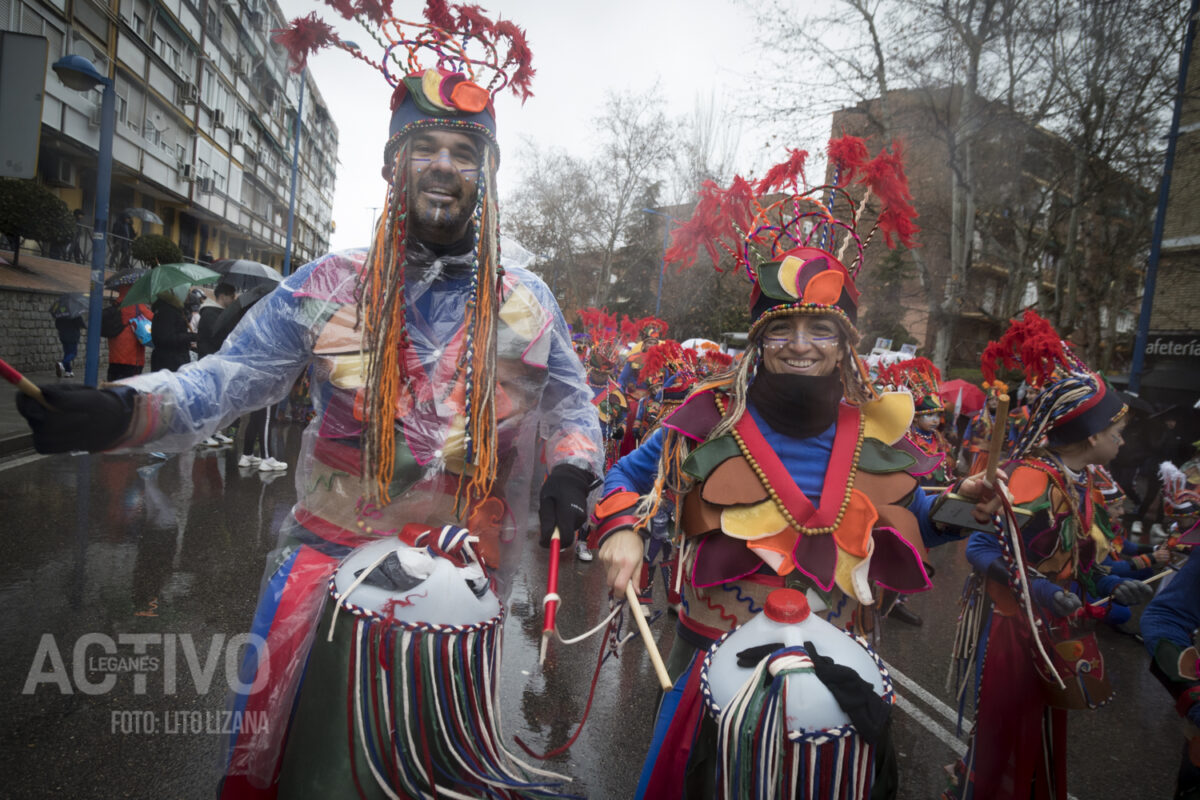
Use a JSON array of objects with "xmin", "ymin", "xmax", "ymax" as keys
[{"xmin": 276, "ymin": 0, "xmax": 775, "ymax": 251}]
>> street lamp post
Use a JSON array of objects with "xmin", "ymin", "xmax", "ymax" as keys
[
  {"xmin": 52, "ymin": 55, "xmax": 113, "ymax": 388},
  {"xmin": 283, "ymin": 67, "xmax": 306, "ymax": 276},
  {"xmin": 641, "ymin": 208, "xmax": 676, "ymax": 316}
]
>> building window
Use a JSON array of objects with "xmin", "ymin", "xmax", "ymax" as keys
[
  {"xmin": 132, "ymin": 12, "xmax": 145, "ymax": 37},
  {"xmin": 1021, "ymin": 280, "xmax": 1038, "ymax": 308}
]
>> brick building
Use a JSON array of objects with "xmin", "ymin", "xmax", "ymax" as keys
[
  {"xmin": 1142, "ymin": 11, "xmax": 1200, "ymax": 407},
  {"xmin": 831, "ymin": 88, "xmax": 1145, "ymax": 373}
]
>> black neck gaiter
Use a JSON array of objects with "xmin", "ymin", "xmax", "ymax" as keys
[{"xmin": 747, "ymin": 368, "xmax": 844, "ymax": 439}]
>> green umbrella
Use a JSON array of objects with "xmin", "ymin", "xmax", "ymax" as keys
[{"xmin": 121, "ymin": 262, "xmax": 221, "ymax": 307}]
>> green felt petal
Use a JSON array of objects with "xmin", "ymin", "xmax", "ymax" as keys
[
  {"xmin": 682, "ymin": 435, "xmax": 742, "ymax": 481},
  {"xmin": 858, "ymin": 438, "xmax": 917, "ymax": 473}
]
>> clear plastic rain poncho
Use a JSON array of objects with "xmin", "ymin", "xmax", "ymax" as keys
[{"xmin": 116, "ymin": 241, "xmax": 602, "ymax": 787}]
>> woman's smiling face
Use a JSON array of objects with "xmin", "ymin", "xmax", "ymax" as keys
[{"xmin": 759, "ymin": 314, "xmax": 842, "ymax": 377}]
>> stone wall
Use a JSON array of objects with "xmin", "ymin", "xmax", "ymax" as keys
[{"xmin": 0, "ymin": 288, "xmax": 108, "ymax": 374}]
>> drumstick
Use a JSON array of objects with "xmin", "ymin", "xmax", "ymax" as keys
[
  {"xmin": 0, "ymin": 357, "xmax": 52, "ymax": 410},
  {"xmin": 539, "ymin": 527, "xmax": 562, "ymax": 666},
  {"xmin": 624, "ymin": 581, "xmax": 672, "ymax": 691},
  {"xmin": 1090, "ymin": 566, "xmax": 1174, "ymax": 607},
  {"xmin": 984, "ymin": 394, "xmax": 1010, "ymax": 488}
]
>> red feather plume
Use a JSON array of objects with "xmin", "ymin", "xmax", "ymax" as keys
[
  {"xmin": 494, "ymin": 19, "xmax": 535, "ymax": 102},
  {"xmin": 981, "ymin": 311, "xmax": 1069, "ymax": 387},
  {"xmin": 273, "ymin": 13, "xmax": 336, "ymax": 73},
  {"xmin": 455, "ymin": 4, "xmax": 495, "ymax": 36},
  {"xmin": 754, "ymin": 148, "xmax": 808, "ymax": 195},
  {"xmin": 863, "ymin": 141, "xmax": 919, "ymax": 249},
  {"xmin": 828, "ymin": 134, "xmax": 870, "ymax": 185},
  {"xmin": 422, "ymin": 0, "xmax": 456, "ymax": 30},
  {"xmin": 329, "ymin": 0, "xmax": 356, "ymax": 20}
]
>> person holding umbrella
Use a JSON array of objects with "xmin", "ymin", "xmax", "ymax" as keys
[{"xmin": 49, "ymin": 293, "xmax": 87, "ymax": 378}]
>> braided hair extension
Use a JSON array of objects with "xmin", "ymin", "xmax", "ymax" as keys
[{"xmin": 356, "ymin": 139, "xmax": 411, "ymax": 504}]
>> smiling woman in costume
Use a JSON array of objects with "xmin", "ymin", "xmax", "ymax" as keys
[{"xmin": 592, "ymin": 139, "xmax": 986, "ymax": 798}]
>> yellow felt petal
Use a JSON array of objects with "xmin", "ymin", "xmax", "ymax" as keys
[
  {"xmin": 747, "ymin": 529, "xmax": 799, "ymax": 575},
  {"xmin": 801, "ymin": 269, "xmax": 845, "ymax": 306},
  {"xmin": 832, "ymin": 489, "xmax": 877, "ymax": 558},
  {"xmin": 421, "ymin": 69, "xmax": 453, "ymax": 111},
  {"xmin": 776, "ymin": 255, "xmax": 804, "ymax": 299},
  {"xmin": 850, "ymin": 536, "xmax": 876, "ymax": 605},
  {"xmin": 721, "ymin": 500, "xmax": 789, "ymax": 540},
  {"xmin": 833, "ymin": 544, "xmax": 864, "ymax": 599},
  {"xmin": 499, "ymin": 283, "xmax": 547, "ymax": 340},
  {"xmin": 442, "ymin": 415, "xmax": 469, "ymax": 474},
  {"xmin": 326, "ymin": 353, "xmax": 368, "ymax": 389},
  {"xmin": 862, "ymin": 391, "xmax": 915, "ymax": 445}
]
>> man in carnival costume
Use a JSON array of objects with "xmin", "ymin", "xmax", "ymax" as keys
[
  {"xmin": 17, "ymin": 2, "xmax": 601, "ymax": 797},
  {"xmin": 946, "ymin": 311, "xmax": 1155, "ymax": 800},
  {"xmin": 594, "ymin": 137, "xmax": 990, "ymax": 798}
]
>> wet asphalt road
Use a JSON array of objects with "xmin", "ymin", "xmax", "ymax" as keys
[{"xmin": 0, "ymin": 424, "xmax": 1184, "ymax": 799}]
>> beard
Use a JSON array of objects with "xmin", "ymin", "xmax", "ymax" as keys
[{"xmin": 407, "ymin": 170, "xmax": 478, "ymax": 245}]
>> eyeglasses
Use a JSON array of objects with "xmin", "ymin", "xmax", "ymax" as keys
[{"xmin": 761, "ymin": 329, "xmax": 840, "ymax": 350}]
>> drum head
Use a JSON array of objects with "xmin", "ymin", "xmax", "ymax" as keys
[{"xmin": 333, "ymin": 536, "xmax": 501, "ymax": 626}]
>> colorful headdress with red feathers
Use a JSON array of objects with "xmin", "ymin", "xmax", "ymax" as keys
[
  {"xmin": 639, "ymin": 340, "xmax": 699, "ymax": 402},
  {"xmin": 981, "ymin": 311, "xmax": 1126, "ymax": 455},
  {"xmin": 577, "ymin": 306, "xmax": 624, "ymax": 373},
  {"xmin": 664, "ymin": 135, "xmax": 919, "ymax": 337},
  {"xmin": 875, "ymin": 357, "xmax": 944, "ymax": 413},
  {"xmin": 634, "ymin": 316, "xmax": 669, "ymax": 341},
  {"xmin": 275, "ymin": 0, "xmax": 534, "ymax": 167}
]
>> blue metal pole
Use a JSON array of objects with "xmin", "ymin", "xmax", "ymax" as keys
[
  {"xmin": 1128, "ymin": 0, "xmax": 1197, "ymax": 394},
  {"xmin": 283, "ymin": 68, "xmax": 305, "ymax": 276},
  {"xmin": 84, "ymin": 79, "xmax": 115, "ymax": 387}
]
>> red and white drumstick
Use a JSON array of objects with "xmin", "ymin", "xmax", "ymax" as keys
[
  {"xmin": 539, "ymin": 527, "xmax": 563, "ymax": 665},
  {"xmin": 0, "ymin": 357, "xmax": 52, "ymax": 410}
]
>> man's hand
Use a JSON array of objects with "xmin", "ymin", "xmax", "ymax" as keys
[
  {"xmin": 958, "ymin": 468, "xmax": 1009, "ymax": 524},
  {"xmin": 16, "ymin": 384, "xmax": 134, "ymax": 453},
  {"xmin": 599, "ymin": 528, "xmax": 644, "ymax": 595},
  {"xmin": 537, "ymin": 464, "xmax": 595, "ymax": 549},
  {"xmin": 1153, "ymin": 548, "xmax": 1171, "ymax": 565}
]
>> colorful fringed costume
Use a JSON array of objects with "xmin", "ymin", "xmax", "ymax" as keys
[
  {"xmin": 109, "ymin": 3, "xmax": 602, "ymax": 796},
  {"xmin": 947, "ymin": 312, "xmax": 1136, "ymax": 800},
  {"xmin": 592, "ymin": 138, "xmax": 961, "ymax": 797}
]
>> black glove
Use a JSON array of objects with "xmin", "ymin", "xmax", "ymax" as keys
[
  {"xmin": 538, "ymin": 463, "xmax": 597, "ymax": 549},
  {"xmin": 16, "ymin": 384, "xmax": 136, "ymax": 453}
]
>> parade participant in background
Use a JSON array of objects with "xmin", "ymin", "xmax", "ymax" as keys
[
  {"xmin": 52, "ymin": 305, "xmax": 84, "ymax": 379},
  {"xmin": 595, "ymin": 137, "xmax": 978, "ymax": 797},
  {"xmin": 17, "ymin": 3, "xmax": 601, "ymax": 796},
  {"xmin": 578, "ymin": 306, "xmax": 630, "ymax": 473},
  {"xmin": 617, "ymin": 315, "xmax": 669, "ymax": 457},
  {"xmin": 874, "ymin": 356, "xmax": 956, "ymax": 627},
  {"xmin": 947, "ymin": 311, "xmax": 1154, "ymax": 800},
  {"xmin": 962, "ymin": 380, "xmax": 1016, "ymax": 475}
]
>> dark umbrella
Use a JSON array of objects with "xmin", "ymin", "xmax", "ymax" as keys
[
  {"xmin": 210, "ymin": 259, "xmax": 284, "ymax": 291},
  {"xmin": 212, "ymin": 284, "xmax": 274, "ymax": 343},
  {"xmin": 104, "ymin": 268, "xmax": 148, "ymax": 288},
  {"xmin": 48, "ymin": 292, "xmax": 89, "ymax": 319}
]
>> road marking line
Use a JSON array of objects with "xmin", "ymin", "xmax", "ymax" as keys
[
  {"xmin": 0, "ymin": 452, "xmax": 46, "ymax": 472},
  {"xmin": 883, "ymin": 659, "xmax": 960, "ymax": 726},
  {"xmin": 894, "ymin": 694, "xmax": 966, "ymax": 756}
]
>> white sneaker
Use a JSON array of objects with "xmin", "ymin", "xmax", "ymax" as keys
[
  {"xmin": 55, "ymin": 362, "xmax": 64, "ymax": 377},
  {"xmin": 238, "ymin": 454, "xmax": 261, "ymax": 468},
  {"xmin": 1131, "ymin": 520, "xmax": 1144, "ymax": 535},
  {"xmin": 258, "ymin": 456, "xmax": 287, "ymax": 471},
  {"xmin": 575, "ymin": 541, "xmax": 594, "ymax": 562},
  {"xmin": 213, "ymin": 432, "xmax": 234, "ymax": 444},
  {"xmin": 1150, "ymin": 523, "xmax": 1168, "ymax": 544},
  {"xmin": 200, "ymin": 437, "xmax": 220, "ymax": 447}
]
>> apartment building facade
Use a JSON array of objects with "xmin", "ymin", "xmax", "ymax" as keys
[{"xmin": 3, "ymin": 0, "xmax": 336, "ymax": 268}]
